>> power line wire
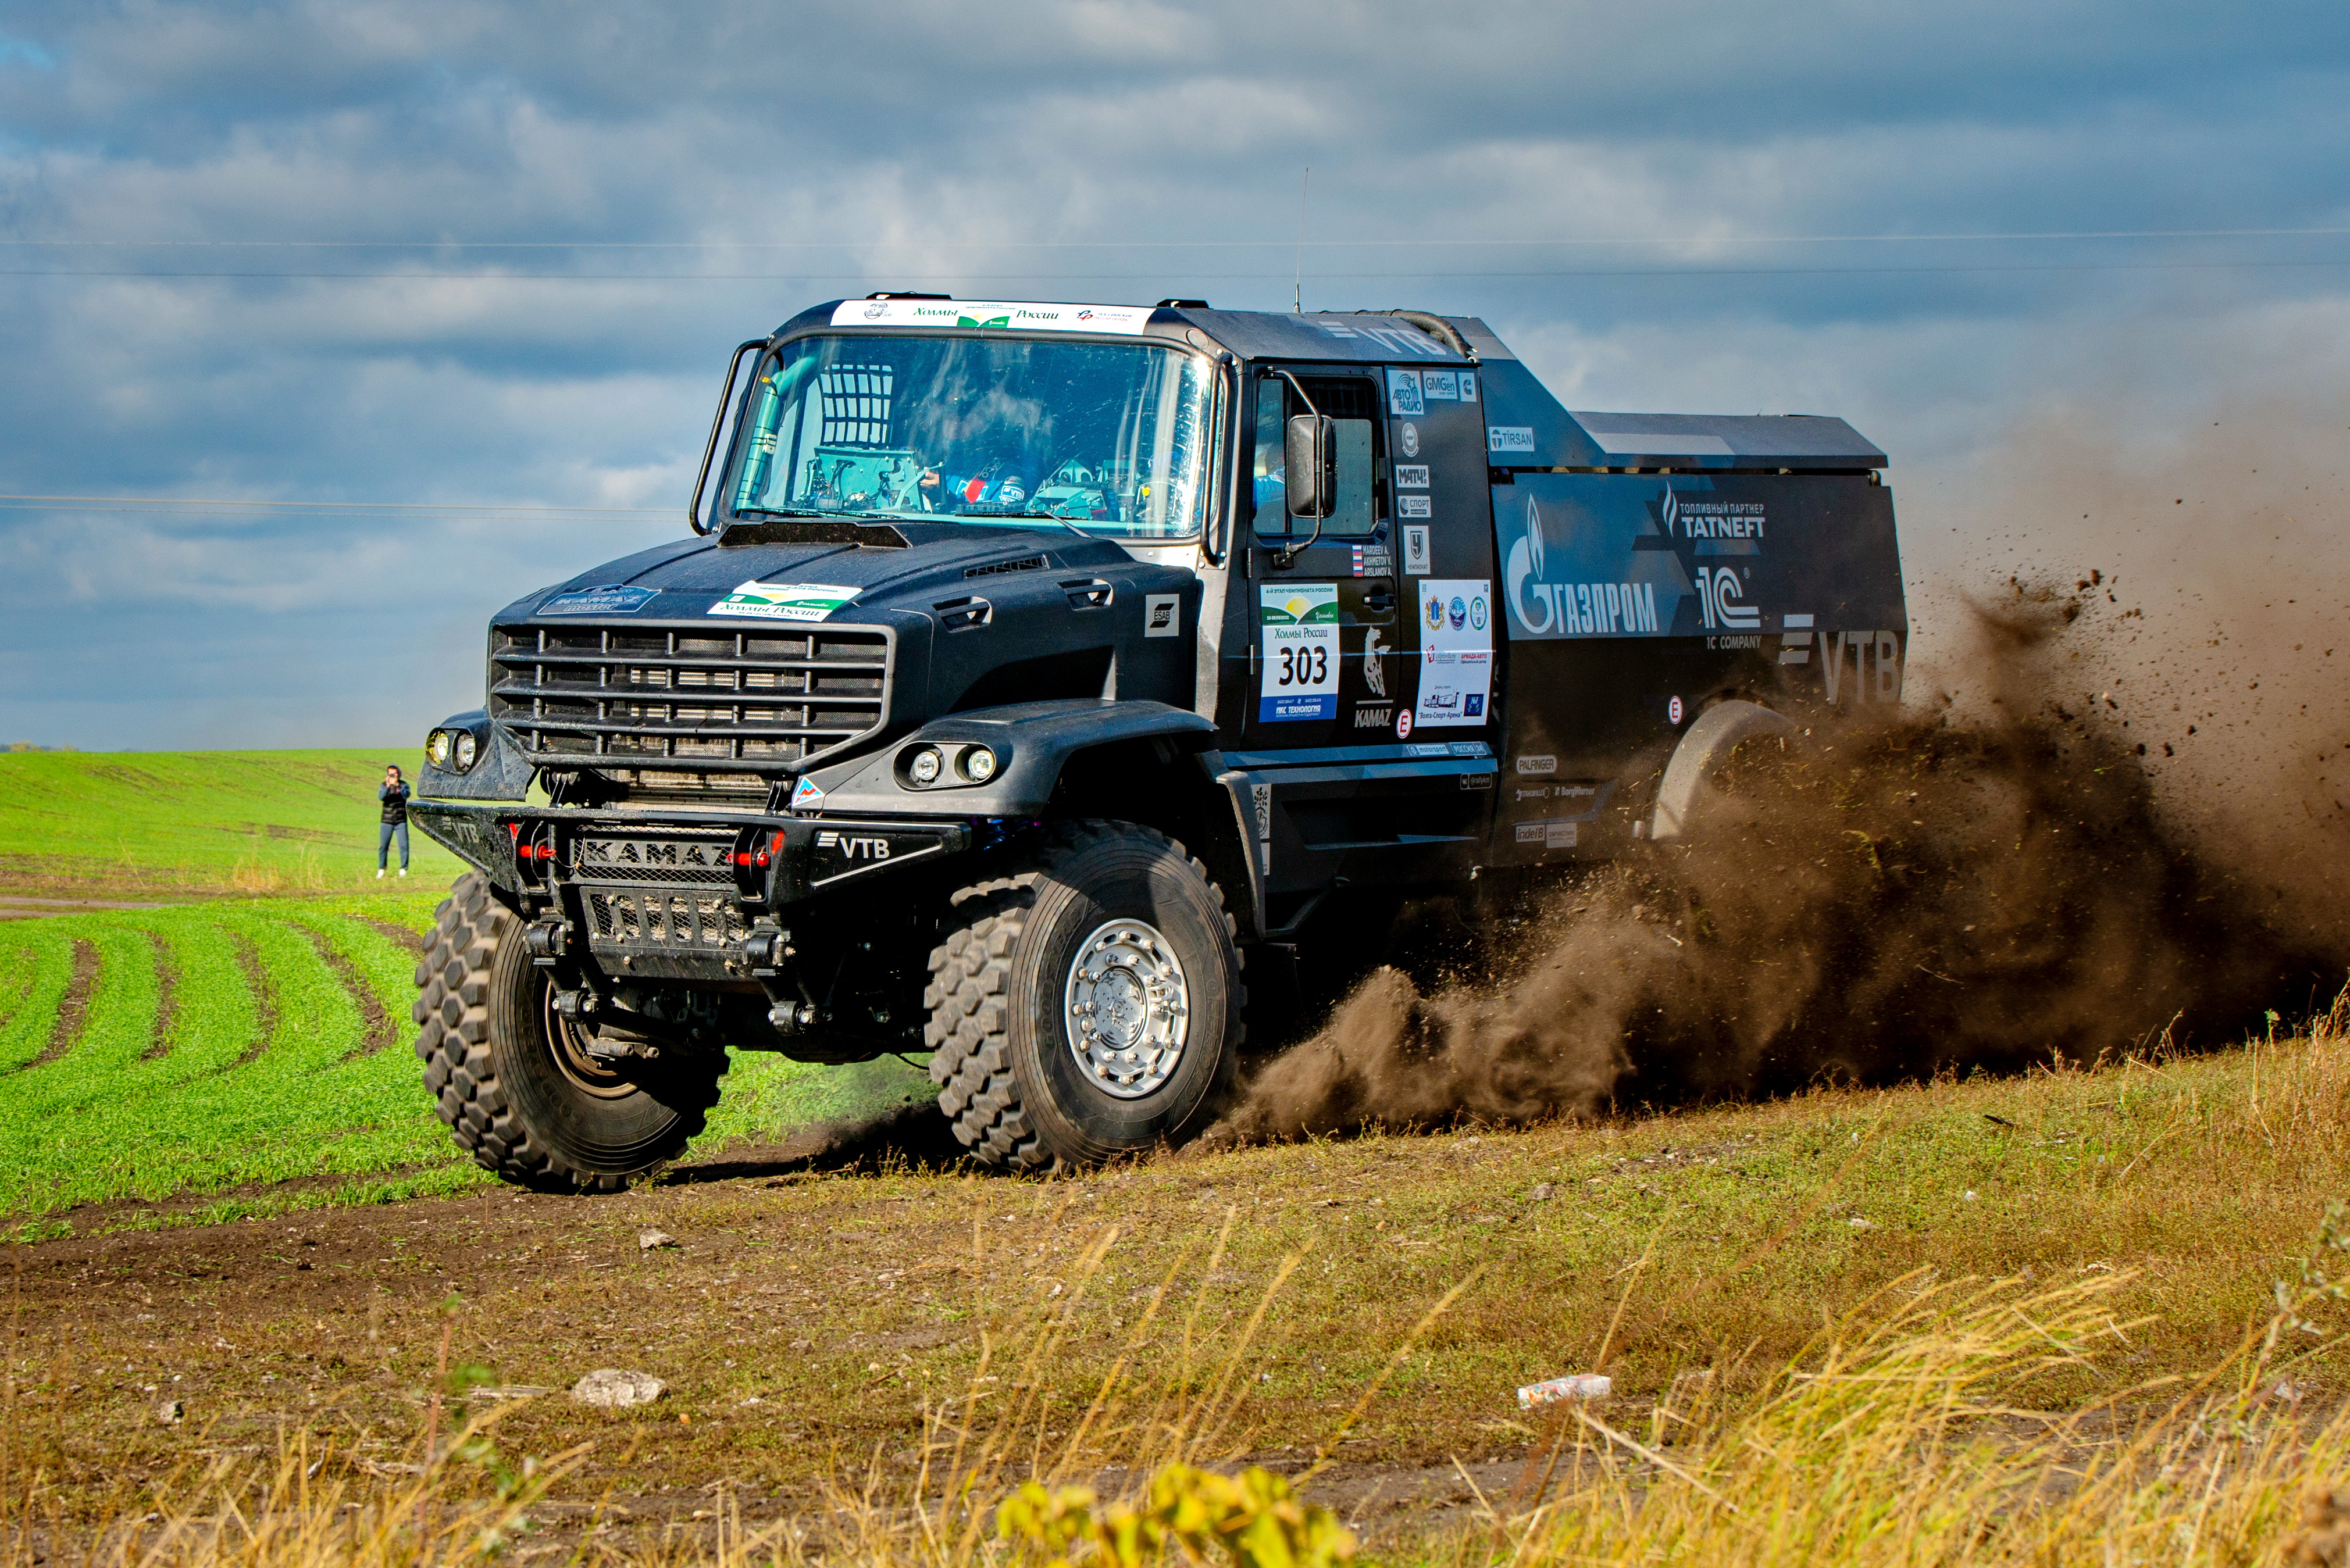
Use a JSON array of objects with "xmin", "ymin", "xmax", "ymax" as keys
[
  {"xmin": 3, "ymin": 226, "xmax": 2347, "ymax": 248},
  {"xmin": 2, "ymin": 259, "xmax": 2345, "ymax": 281}
]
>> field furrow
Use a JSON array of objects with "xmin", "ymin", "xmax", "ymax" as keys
[{"xmin": 0, "ymin": 926, "xmax": 74, "ymax": 1072}]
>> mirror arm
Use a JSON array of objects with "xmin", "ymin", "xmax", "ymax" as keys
[
  {"xmin": 1267, "ymin": 370, "xmax": 1324, "ymax": 569},
  {"xmin": 689, "ymin": 338, "xmax": 771, "ymax": 535}
]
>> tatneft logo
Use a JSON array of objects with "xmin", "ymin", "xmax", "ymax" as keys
[
  {"xmin": 1504, "ymin": 495, "xmax": 1661, "ymax": 636},
  {"xmin": 1660, "ymin": 482, "xmax": 1767, "ymax": 539}
]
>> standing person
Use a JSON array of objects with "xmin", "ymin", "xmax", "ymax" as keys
[{"xmin": 377, "ymin": 766, "xmax": 411, "ymax": 879}]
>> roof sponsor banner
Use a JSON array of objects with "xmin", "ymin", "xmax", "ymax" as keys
[{"xmin": 830, "ymin": 299, "xmax": 1154, "ymax": 334}]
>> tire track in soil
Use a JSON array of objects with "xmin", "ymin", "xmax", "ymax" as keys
[
  {"xmin": 362, "ymin": 919, "xmax": 426, "ymax": 956},
  {"xmin": 139, "ymin": 928, "xmax": 180, "ymax": 1062},
  {"xmin": 226, "ymin": 931, "xmax": 280, "ymax": 1069},
  {"xmin": 16, "ymin": 938, "xmax": 98, "ymax": 1073},
  {"xmin": 301, "ymin": 926, "xmax": 398, "ymax": 1058}
]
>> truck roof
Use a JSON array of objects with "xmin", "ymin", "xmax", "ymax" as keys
[{"xmin": 783, "ymin": 298, "xmax": 1887, "ymax": 473}]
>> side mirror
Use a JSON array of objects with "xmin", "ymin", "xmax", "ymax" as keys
[{"xmin": 1285, "ymin": 415, "xmax": 1335, "ymax": 520}]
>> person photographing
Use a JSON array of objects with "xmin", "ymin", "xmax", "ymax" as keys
[{"xmin": 377, "ymin": 766, "xmax": 411, "ymax": 879}]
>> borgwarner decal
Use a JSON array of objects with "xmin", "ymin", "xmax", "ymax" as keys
[
  {"xmin": 539, "ymin": 584, "xmax": 657, "ymax": 616},
  {"xmin": 1414, "ymin": 578, "xmax": 1492, "ymax": 728},
  {"xmin": 830, "ymin": 299, "xmax": 1154, "ymax": 334},
  {"xmin": 709, "ymin": 580, "xmax": 861, "ymax": 622},
  {"xmin": 1259, "ymin": 583, "xmax": 1340, "ymax": 722}
]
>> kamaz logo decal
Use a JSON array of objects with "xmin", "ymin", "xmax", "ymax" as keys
[{"xmin": 814, "ymin": 831, "xmax": 890, "ymax": 862}]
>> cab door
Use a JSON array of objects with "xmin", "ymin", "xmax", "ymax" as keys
[
  {"xmin": 1240, "ymin": 370, "xmax": 1398, "ymax": 754},
  {"xmin": 1217, "ymin": 366, "xmax": 1491, "ymax": 928}
]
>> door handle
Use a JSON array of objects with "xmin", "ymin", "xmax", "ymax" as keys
[{"xmin": 1362, "ymin": 585, "xmax": 1396, "ymax": 613}]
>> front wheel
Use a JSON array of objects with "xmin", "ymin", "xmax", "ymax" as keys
[
  {"xmin": 412, "ymin": 874, "xmax": 723, "ymax": 1192},
  {"xmin": 925, "ymin": 823, "xmax": 1244, "ymax": 1170}
]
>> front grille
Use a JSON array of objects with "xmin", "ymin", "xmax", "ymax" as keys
[
  {"xmin": 583, "ymin": 890, "xmax": 748, "ymax": 949},
  {"xmin": 490, "ymin": 622, "xmax": 891, "ymax": 772},
  {"xmin": 568, "ymin": 829, "xmax": 736, "ymax": 887}
]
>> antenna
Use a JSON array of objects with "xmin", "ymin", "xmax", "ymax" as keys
[{"xmin": 1293, "ymin": 166, "xmax": 1309, "ymax": 313}]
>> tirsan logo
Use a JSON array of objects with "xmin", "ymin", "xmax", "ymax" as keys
[
  {"xmin": 814, "ymin": 831, "xmax": 890, "ymax": 862},
  {"xmin": 1506, "ymin": 496, "xmax": 1660, "ymax": 636}
]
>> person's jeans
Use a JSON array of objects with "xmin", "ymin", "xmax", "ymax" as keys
[{"xmin": 378, "ymin": 821, "xmax": 409, "ymax": 870}]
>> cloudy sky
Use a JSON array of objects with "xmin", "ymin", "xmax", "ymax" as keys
[{"xmin": 2, "ymin": 0, "xmax": 2346, "ymax": 750}]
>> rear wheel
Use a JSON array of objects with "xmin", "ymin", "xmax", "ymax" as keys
[
  {"xmin": 412, "ymin": 874, "xmax": 723, "ymax": 1192},
  {"xmin": 924, "ymin": 823, "xmax": 1243, "ymax": 1170}
]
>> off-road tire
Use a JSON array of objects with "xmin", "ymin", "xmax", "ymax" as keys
[
  {"xmin": 924, "ymin": 822, "xmax": 1243, "ymax": 1170},
  {"xmin": 412, "ymin": 873, "xmax": 723, "ymax": 1192}
]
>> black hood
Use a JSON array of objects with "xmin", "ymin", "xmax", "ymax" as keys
[{"xmin": 495, "ymin": 520, "xmax": 1137, "ymax": 624}]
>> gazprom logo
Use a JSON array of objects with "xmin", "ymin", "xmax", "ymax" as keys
[
  {"xmin": 1506, "ymin": 494, "xmax": 1660, "ymax": 638},
  {"xmin": 1507, "ymin": 496, "xmax": 1552, "ymax": 633}
]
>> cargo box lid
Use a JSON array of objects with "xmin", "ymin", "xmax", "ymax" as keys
[
  {"xmin": 1476, "ymin": 358, "xmax": 1886, "ymax": 471},
  {"xmin": 1564, "ymin": 411, "xmax": 1885, "ymax": 470}
]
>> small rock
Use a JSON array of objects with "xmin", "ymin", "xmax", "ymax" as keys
[
  {"xmin": 1528, "ymin": 1183, "xmax": 1554, "ymax": 1202},
  {"xmin": 156, "ymin": 1399, "xmax": 184, "ymax": 1425},
  {"xmin": 571, "ymin": 1369, "xmax": 668, "ymax": 1409},
  {"xmin": 638, "ymin": 1229, "xmax": 678, "ymax": 1251},
  {"xmin": 1848, "ymin": 1216, "xmax": 1877, "ymax": 1230},
  {"xmin": 1963, "ymin": 1190, "xmax": 1978, "ymax": 1201}
]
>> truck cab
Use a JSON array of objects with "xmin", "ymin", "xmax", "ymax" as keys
[{"xmin": 409, "ymin": 296, "xmax": 1906, "ymax": 1187}]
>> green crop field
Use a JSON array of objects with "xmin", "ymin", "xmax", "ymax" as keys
[
  {"xmin": 0, "ymin": 748, "xmax": 470, "ymax": 895},
  {"xmin": 0, "ymin": 748, "xmax": 933, "ymax": 1234},
  {"xmin": 0, "ymin": 894, "xmax": 930, "ymax": 1238}
]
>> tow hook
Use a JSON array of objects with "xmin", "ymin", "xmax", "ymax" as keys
[
  {"xmin": 525, "ymin": 917, "xmax": 573, "ymax": 965},
  {"xmin": 741, "ymin": 925, "xmax": 792, "ymax": 974}
]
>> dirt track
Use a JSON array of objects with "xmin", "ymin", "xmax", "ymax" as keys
[{"xmin": 3, "ymin": 1112, "xmax": 1586, "ymax": 1549}]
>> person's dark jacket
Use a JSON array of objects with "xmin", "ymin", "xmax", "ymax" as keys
[{"xmin": 380, "ymin": 783, "xmax": 411, "ymax": 825}]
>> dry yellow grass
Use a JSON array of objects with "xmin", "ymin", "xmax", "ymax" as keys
[{"xmin": 8, "ymin": 997, "xmax": 2350, "ymax": 1564}]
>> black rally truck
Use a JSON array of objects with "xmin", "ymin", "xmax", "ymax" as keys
[{"xmin": 409, "ymin": 296, "xmax": 1907, "ymax": 1187}]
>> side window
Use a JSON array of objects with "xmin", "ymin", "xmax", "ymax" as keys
[{"xmin": 1251, "ymin": 374, "xmax": 1384, "ymax": 540}]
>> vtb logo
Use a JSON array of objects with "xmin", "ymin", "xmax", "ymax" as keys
[{"xmin": 814, "ymin": 831, "xmax": 890, "ymax": 861}]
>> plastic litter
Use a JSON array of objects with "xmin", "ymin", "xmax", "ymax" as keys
[{"xmin": 1518, "ymin": 1373, "xmax": 1611, "ymax": 1409}]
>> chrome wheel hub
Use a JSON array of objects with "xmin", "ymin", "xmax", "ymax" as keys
[{"xmin": 1064, "ymin": 918, "xmax": 1190, "ymax": 1099}]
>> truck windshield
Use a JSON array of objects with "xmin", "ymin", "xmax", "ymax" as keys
[{"xmin": 725, "ymin": 334, "xmax": 1212, "ymax": 539}]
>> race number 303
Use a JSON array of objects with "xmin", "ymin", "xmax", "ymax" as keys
[{"xmin": 1260, "ymin": 583, "xmax": 1340, "ymax": 722}]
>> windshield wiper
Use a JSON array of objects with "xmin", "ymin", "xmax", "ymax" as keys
[{"xmin": 732, "ymin": 507, "xmax": 841, "ymax": 521}]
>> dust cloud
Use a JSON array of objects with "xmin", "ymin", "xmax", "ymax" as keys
[{"xmin": 1213, "ymin": 399, "xmax": 2350, "ymax": 1145}]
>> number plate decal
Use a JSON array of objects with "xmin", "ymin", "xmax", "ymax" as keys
[{"xmin": 1258, "ymin": 584, "xmax": 1341, "ymax": 723}]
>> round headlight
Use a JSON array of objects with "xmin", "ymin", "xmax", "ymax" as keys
[
  {"xmin": 426, "ymin": 730, "xmax": 451, "ymax": 767},
  {"xmin": 907, "ymin": 746, "xmax": 943, "ymax": 785},
  {"xmin": 960, "ymin": 747, "xmax": 997, "ymax": 784},
  {"xmin": 452, "ymin": 731, "xmax": 478, "ymax": 771}
]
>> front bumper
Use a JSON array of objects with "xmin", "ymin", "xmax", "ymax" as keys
[{"xmin": 412, "ymin": 798, "xmax": 970, "ymax": 910}]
